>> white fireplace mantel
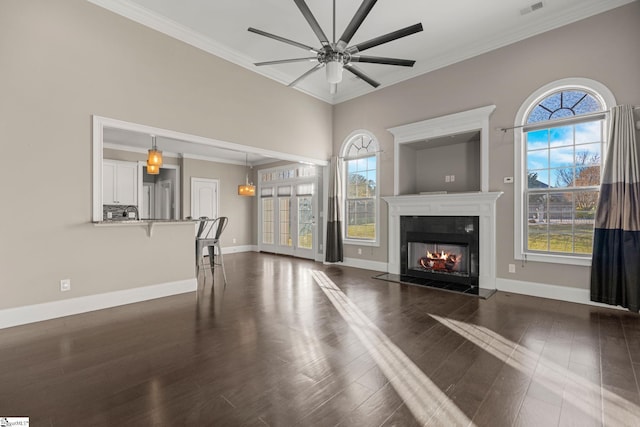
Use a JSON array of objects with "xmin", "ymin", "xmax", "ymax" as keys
[{"xmin": 383, "ymin": 192, "xmax": 503, "ymax": 290}]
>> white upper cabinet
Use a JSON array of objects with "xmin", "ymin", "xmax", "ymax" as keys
[{"xmin": 103, "ymin": 160, "xmax": 138, "ymax": 205}]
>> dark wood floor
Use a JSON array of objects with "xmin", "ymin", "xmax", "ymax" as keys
[{"xmin": 2, "ymin": 252, "xmax": 640, "ymax": 426}]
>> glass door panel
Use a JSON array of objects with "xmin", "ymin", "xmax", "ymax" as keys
[{"xmin": 297, "ymin": 196, "xmax": 313, "ymax": 250}]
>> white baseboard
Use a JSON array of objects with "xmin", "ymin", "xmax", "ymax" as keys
[
  {"xmin": 332, "ymin": 257, "xmax": 388, "ymax": 273},
  {"xmin": 0, "ymin": 278, "xmax": 197, "ymax": 330},
  {"xmin": 495, "ymin": 277, "xmax": 625, "ymax": 310},
  {"xmin": 222, "ymin": 244, "xmax": 257, "ymax": 254}
]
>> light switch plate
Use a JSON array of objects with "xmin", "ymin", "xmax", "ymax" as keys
[{"xmin": 504, "ymin": 177, "xmax": 514, "ymax": 184}]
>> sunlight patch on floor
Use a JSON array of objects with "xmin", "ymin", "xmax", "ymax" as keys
[
  {"xmin": 430, "ymin": 314, "xmax": 640, "ymax": 426},
  {"xmin": 311, "ymin": 270, "xmax": 472, "ymax": 426}
]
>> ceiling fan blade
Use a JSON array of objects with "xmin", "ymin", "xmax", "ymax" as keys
[
  {"xmin": 347, "ymin": 23, "xmax": 423, "ymax": 54},
  {"xmin": 248, "ymin": 27, "xmax": 319, "ymax": 53},
  {"xmin": 288, "ymin": 63, "xmax": 324, "ymax": 87},
  {"xmin": 344, "ymin": 64, "xmax": 380, "ymax": 88},
  {"xmin": 255, "ymin": 57, "xmax": 318, "ymax": 66},
  {"xmin": 293, "ymin": 0, "xmax": 330, "ymax": 48},
  {"xmin": 337, "ymin": 0, "xmax": 377, "ymax": 50},
  {"xmin": 351, "ymin": 55, "xmax": 415, "ymax": 67}
]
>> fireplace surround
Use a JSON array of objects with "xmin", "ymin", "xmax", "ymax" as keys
[
  {"xmin": 380, "ymin": 106, "xmax": 501, "ymax": 295},
  {"xmin": 402, "ymin": 215, "xmax": 479, "ymax": 288},
  {"xmin": 383, "ymin": 192, "xmax": 502, "ymax": 294}
]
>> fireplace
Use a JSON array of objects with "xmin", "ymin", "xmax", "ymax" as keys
[
  {"xmin": 383, "ymin": 192, "xmax": 502, "ymax": 295},
  {"xmin": 401, "ymin": 216, "xmax": 479, "ymax": 289}
]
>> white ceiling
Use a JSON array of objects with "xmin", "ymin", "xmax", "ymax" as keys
[{"xmin": 89, "ymin": 0, "xmax": 633, "ymax": 104}]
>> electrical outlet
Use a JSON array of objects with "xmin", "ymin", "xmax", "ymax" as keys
[
  {"xmin": 60, "ymin": 279, "xmax": 71, "ymax": 292},
  {"xmin": 508, "ymin": 264, "xmax": 516, "ymax": 273},
  {"xmin": 232, "ymin": 238, "xmax": 237, "ymax": 244},
  {"xmin": 107, "ymin": 211, "xmax": 112, "ymax": 219},
  {"xmin": 450, "ymin": 175, "xmax": 455, "ymax": 182},
  {"xmin": 357, "ymin": 248, "xmax": 362, "ymax": 255},
  {"xmin": 445, "ymin": 175, "xmax": 451, "ymax": 183}
]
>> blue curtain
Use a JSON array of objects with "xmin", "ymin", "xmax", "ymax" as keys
[{"xmin": 591, "ymin": 105, "xmax": 640, "ymax": 311}]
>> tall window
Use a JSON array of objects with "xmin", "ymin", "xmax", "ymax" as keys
[
  {"xmin": 515, "ymin": 78, "xmax": 615, "ymax": 265},
  {"xmin": 341, "ymin": 131, "xmax": 379, "ymax": 245}
]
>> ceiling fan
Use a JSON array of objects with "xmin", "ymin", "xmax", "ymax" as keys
[{"xmin": 248, "ymin": 0, "xmax": 423, "ymax": 93}]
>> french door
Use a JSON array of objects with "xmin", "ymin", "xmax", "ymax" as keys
[{"xmin": 260, "ymin": 182, "xmax": 316, "ymax": 260}]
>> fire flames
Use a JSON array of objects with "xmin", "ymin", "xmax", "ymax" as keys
[{"xmin": 419, "ymin": 250, "xmax": 460, "ymax": 272}]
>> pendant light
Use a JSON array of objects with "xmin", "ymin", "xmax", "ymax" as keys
[
  {"xmin": 237, "ymin": 153, "xmax": 256, "ymax": 196},
  {"xmin": 147, "ymin": 134, "xmax": 163, "ymax": 174},
  {"xmin": 146, "ymin": 163, "xmax": 160, "ymax": 175}
]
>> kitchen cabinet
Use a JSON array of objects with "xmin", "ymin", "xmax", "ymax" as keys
[{"xmin": 103, "ymin": 159, "xmax": 138, "ymax": 205}]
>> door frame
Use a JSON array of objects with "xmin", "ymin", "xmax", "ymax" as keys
[
  {"xmin": 257, "ymin": 166, "xmax": 318, "ymax": 260},
  {"xmin": 137, "ymin": 162, "xmax": 181, "ymax": 219}
]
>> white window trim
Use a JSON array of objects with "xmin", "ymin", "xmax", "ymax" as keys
[
  {"xmin": 513, "ymin": 77, "xmax": 616, "ymax": 266},
  {"xmin": 341, "ymin": 129, "xmax": 380, "ymax": 247}
]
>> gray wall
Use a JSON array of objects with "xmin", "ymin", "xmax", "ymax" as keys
[
  {"xmin": 414, "ymin": 142, "xmax": 481, "ymax": 194},
  {"xmin": 333, "ymin": 2, "xmax": 640, "ymax": 288},
  {"xmin": 0, "ymin": 0, "xmax": 332, "ymax": 310}
]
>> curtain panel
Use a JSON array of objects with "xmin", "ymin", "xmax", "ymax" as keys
[
  {"xmin": 591, "ymin": 105, "xmax": 640, "ymax": 311},
  {"xmin": 325, "ymin": 156, "xmax": 344, "ymax": 262}
]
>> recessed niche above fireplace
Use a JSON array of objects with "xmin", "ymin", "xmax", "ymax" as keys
[{"xmin": 388, "ymin": 105, "xmax": 495, "ymax": 195}]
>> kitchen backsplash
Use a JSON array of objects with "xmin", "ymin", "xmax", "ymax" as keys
[{"xmin": 103, "ymin": 205, "xmax": 131, "ymax": 220}]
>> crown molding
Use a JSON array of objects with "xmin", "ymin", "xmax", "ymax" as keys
[{"xmin": 88, "ymin": 0, "xmax": 634, "ymax": 105}]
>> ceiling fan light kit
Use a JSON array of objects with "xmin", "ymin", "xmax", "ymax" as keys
[{"xmin": 249, "ymin": 0, "xmax": 423, "ymax": 93}]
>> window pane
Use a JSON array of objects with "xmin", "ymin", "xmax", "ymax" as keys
[
  {"xmin": 551, "ymin": 167, "xmax": 575, "ymax": 188},
  {"xmin": 526, "ymin": 129, "xmax": 548, "ymax": 150},
  {"xmin": 527, "ymin": 149, "xmax": 549, "ymax": 170},
  {"xmin": 575, "ymin": 192, "xmax": 596, "ymax": 254},
  {"xmin": 279, "ymin": 198, "xmax": 291, "ymax": 246},
  {"xmin": 548, "ymin": 193, "xmax": 574, "ymax": 253},
  {"xmin": 262, "ymin": 199, "xmax": 274, "ymax": 245},
  {"xmin": 367, "ymin": 156, "xmax": 376, "ymax": 170},
  {"xmin": 346, "ymin": 200, "xmax": 375, "ymax": 240},
  {"xmin": 528, "ymin": 222, "xmax": 548, "ymax": 251},
  {"xmin": 297, "ymin": 196, "xmax": 313, "ymax": 249},
  {"xmin": 575, "ymin": 121, "xmax": 602, "ymax": 144},
  {"xmin": 527, "ymin": 170, "xmax": 550, "ymax": 188},
  {"xmin": 549, "ymin": 146, "xmax": 574, "ymax": 168},
  {"xmin": 574, "ymin": 94, "xmax": 601, "ymax": 115},
  {"xmin": 549, "ymin": 126, "xmax": 573, "ymax": 148}
]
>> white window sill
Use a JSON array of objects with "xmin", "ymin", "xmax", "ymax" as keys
[
  {"xmin": 344, "ymin": 239, "xmax": 380, "ymax": 248},
  {"xmin": 516, "ymin": 252, "xmax": 592, "ymax": 266}
]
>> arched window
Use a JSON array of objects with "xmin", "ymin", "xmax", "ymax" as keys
[
  {"xmin": 341, "ymin": 131, "xmax": 379, "ymax": 245},
  {"xmin": 514, "ymin": 78, "xmax": 616, "ymax": 265}
]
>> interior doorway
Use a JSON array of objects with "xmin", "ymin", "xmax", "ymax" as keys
[{"xmin": 138, "ymin": 163, "xmax": 180, "ymax": 220}]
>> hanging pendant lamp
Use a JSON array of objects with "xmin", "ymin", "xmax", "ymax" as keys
[
  {"xmin": 147, "ymin": 134, "xmax": 163, "ymax": 169},
  {"xmin": 238, "ymin": 153, "xmax": 256, "ymax": 196},
  {"xmin": 146, "ymin": 163, "xmax": 160, "ymax": 175}
]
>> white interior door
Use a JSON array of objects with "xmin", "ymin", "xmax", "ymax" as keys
[{"xmin": 192, "ymin": 178, "xmax": 219, "ymax": 245}]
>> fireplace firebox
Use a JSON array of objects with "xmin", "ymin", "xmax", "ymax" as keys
[{"xmin": 401, "ymin": 216, "xmax": 479, "ymax": 291}]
